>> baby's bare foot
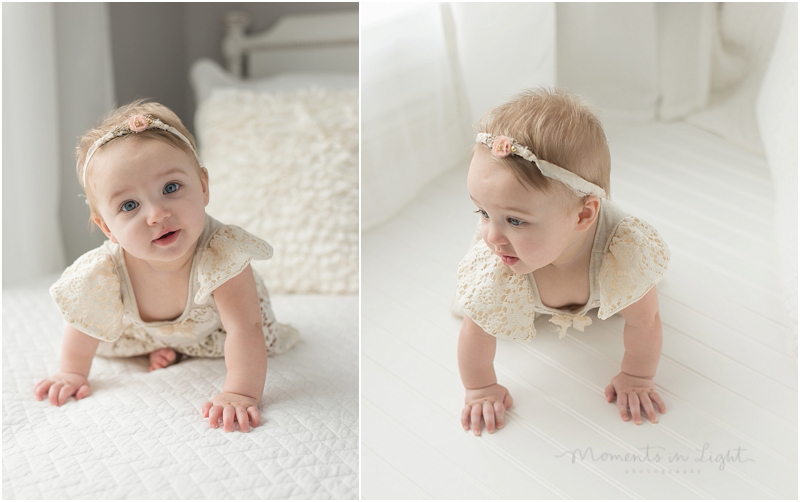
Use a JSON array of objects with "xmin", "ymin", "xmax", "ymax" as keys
[{"xmin": 148, "ymin": 348, "xmax": 179, "ymax": 372}]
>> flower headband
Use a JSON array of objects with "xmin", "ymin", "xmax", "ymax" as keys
[
  {"xmin": 81, "ymin": 114, "xmax": 202, "ymax": 188},
  {"xmin": 476, "ymin": 132, "xmax": 607, "ymax": 199}
]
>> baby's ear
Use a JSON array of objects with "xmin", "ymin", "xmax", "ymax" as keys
[
  {"xmin": 576, "ymin": 196, "xmax": 601, "ymax": 230},
  {"xmin": 93, "ymin": 216, "xmax": 117, "ymax": 243},
  {"xmin": 200, "ymin": 167, "xmax": 210, "ymax": 206}
]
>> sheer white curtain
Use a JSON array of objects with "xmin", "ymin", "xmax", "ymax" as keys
[
  {"xmin": 448, "ymin": 3, "xmax": 556, "ymax": 123},
  {"xmin": 2, "ymin": 3, "xmax": 115, "ymax": 288},
  {"xmin": 557, "ymin": 3, "xmax": 718, "ymax": 122},
  {"xmin": 559, "ymin": 2, "xmax": 796, "ymax": 331},
  {"xmin": 361, "ymin": 2, "xmax": 556, "ymax": 230},
  {"xmin": 558, "ymin": 2, "xmax": 788, "ymax": 154},
  {"xmin": 361, "ymin": 3, "xmax": 472, "ymax": 230},
  {"xmin": 557, "ymin": 3, "xmax": 660, "ymax": 122},
  {"xmin": 687, "ymin": 3, "xmax": 788, "ymax": 155},
  {"xmin": 756, "ymin": 3, "xmax": 798, "ymax": 336}
]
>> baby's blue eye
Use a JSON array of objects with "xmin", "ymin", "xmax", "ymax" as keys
[
  {"xmin": 508, "ymin": 218, "xmax": 523, "ymax": 226},
  {"xmin": 475, "ymin": 209, "xmax": 489, "ymax": 219},
  {"xmin": 164, "ymin": 182, "xmax": 179, "ymax": 194},
  {"xmin": 121, "ymin": 200, "xmax": 138, "ymax": 212}
]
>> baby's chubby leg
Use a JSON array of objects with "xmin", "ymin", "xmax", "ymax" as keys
[{"xmin": 148, "ymin": 348, "xmax": 181, "ymax": 372}]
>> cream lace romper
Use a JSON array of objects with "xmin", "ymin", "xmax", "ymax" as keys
[
  {"xmin": 50, "ymin": 215, "xmax": 299, "ymax": 358},
  {"xmin": 456, "ymin": 200, "xmax": 670, "ymax": 340}
]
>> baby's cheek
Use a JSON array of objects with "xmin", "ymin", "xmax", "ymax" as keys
[
  {"xmin": 479, "ymin": 227, "xmax": 489, "ymax": 244},
  {"xmin": 519, "ymin": 244, "xmax": 543, "ymax": 266}
]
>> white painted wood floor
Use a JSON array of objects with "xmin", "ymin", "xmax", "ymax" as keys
[{"xmin": 361, "ymin": 121, "xmax": 798, "ymax": 499}]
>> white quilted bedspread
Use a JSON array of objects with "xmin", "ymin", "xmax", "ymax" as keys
[{"xmin": 2, "ymin": 276, "xmax": 358, "ymax": 499}]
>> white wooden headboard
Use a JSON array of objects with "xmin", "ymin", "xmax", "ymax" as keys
[{"xmin": 221, "ymin": 10, "xmax": 359, "ymax": 78}]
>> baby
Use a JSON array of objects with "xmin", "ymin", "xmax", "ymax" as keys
[
  {"xmin": 34, "ymin": 101, "xmax": 299, "ymax": 433},
  {"xmin": 456, "ymin": 88, "xmax": 670, "ymax": 435}
]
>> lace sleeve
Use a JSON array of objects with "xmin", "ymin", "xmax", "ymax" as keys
[
  {"xmin": 456, "ymin": 240, "xmax": 539, "ymax": 341},
  {"xmin": 195, "ymin": 225, "xmax": 274, "ymax": 304},
  {"xmin": 49, "ymin": 245, "xmax": 124, "ymax": 342},
  {"xmin": 597, "ymin": 216, "xmax": 670, "ymax": 319}
]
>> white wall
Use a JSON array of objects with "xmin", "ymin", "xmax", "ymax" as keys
[
  {"xmin": 59, "ymin": 2, "xmax": 357, "ymax": 266},
  {"xmin": 54, "ymin": 3, "xmax": 117, "ymax": 269},
  {"xmin": 109, "ymin": 2, "xmax": 358, "ymax": 139},
  {"xmin": 2, "ymin": 3, "xmax": 67, "ymax": 287}
]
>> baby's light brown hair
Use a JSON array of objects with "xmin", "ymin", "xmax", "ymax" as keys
[
  {"xmin": 477, "ymin": 88, "xmax": 611, "ymax": 210},
  {"xmin": 76, "ymin": 99, "xmax": 202, "ymax": 222}
]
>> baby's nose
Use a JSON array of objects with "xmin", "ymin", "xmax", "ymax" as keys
[
  {"xmin": 147, "ymin": 203, "xmax": 170, "ymax": 224},
  {"xmin": 485, "ymin": 224, "xmax": 508, "ymax": 245}
]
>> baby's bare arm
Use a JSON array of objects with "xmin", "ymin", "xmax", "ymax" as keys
[
  {"xmin": 620, "ymin": 286, "xmax": 663, "ymax": 378},
  {"xmin": 35, "ymin": 324, "xmax": 99, "ymax": 406},
  {"xmin": 604, "ymin": 287, "xmax": 666, "ymax": 424},
  {"xmin": 458, "ymin": 316, "xmax": 498, "ymax": 389},
  {"xmin": 204, "ymin": 265, "xmax": 266, "ymax": 432},
  {"xmin": 458, "ymin": 316, "xmax": 513, "ymax": 435}
]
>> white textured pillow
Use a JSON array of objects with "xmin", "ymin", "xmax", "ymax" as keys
[{"xmin": 197, "ymin": 88, "xmax": 358, "ymax": 294}]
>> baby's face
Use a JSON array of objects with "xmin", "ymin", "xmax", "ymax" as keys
[
  {"xmin": 88, "ymin": 138, "xmax": 209, "ymax": 267},
  {"xmin": 467, "ymin": 147, "xmax": 580, "ymax": 275}
]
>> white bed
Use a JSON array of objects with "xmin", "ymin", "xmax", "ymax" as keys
[
  {"xmin": 3, "ymin": 9, "xmax": 359, "ymax": 499},
  {"xmin": 4, "ymin": 278, "xmax": 357, "ymax": 499},
  {"xmin": 361, "ymin": 119, "xmax": 798, "ymax": 499}
]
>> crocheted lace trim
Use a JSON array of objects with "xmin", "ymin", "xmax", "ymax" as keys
[
  {"xmin": 50, "ymin": 247, "xmax": 124, "ymax": 342},
  {"xmin": 597, "ymin": 216, "xmax": 670, "ymax": 318},
  {"xmin": 50, "ymin": 224, "xmax": 279, "ymax": 348},
  {"xmin": 456, "ymin": 241, "xmax": 539, "ymax": 341},
  {"xmin": 456, "ymin": 216, "xmax": 669, "ymax": 340},
  {"xmin": 194, "ymin": 225, "xmax": 273, "ymax": 305},
  {"xmin": 95, "ymin": 272, "xmax": 299, "ymax": 358}
]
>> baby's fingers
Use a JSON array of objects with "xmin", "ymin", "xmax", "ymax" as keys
[
  {"xmin": 34, "ymin": 379, "xmax": 53, "ymax": 401},
  {"xmin": 208, "ymin": 405, "xmax": 223, "ymax": 428},
  {"xmin": 639, "ymin": 393, "xmax": 658, "ymax": 424},
  {"xmin": 461, "ymin": 404, "xmax": 472, "ymax": 431},
  {"xmin": 616, "ymin": 392, "xmax": 629, "ymax": 421},
  {"xmin": 470, "ymin": 404, "xmax": 483, "ymax": 436},
  {"xmin": 247, "ymin": 406, "xmax": 261, "ymax": 429},
  {"xmin": 57, "ymin": 384, "xmax": 77, "ymax": 406},
  {"xmin": 604, "ymin": 384, "xmax": 616, "ymax": 403},
  {"xmin": 628, "ymin": 393, "xmax": 642, "ymax": 425},
  {"xmin": 493, "ymin": 401, "xmax": 506, "ymax": 430},
  {"xmin": 222, "ymin": 404, "xmax": 236, "ymax": 432},
  {"xmin": 75, "ymin": 383, "xmax": 91, "ymax": 401},
  {"xmin": 483, "ymin": 401, "xmax": 496, "ymax": 433},
  {"xmin": 650, "ymin": 391, "xmax": 667, "ymax": 414},
  {"xmin": 48, "ymin": 382, "xmax": 64, "ymax": 406},
  {"xmin": 235, "ymin": 406, "xmax": 251, "ymax": 433}
]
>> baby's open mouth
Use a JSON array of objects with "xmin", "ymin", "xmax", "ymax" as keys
[{"xmin": 154, "ymin": 230, "xmax": 179, "ymax": 243}]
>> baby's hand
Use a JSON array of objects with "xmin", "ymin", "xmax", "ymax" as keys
[
  {"xmin": 461, "ymin": 384, "xmax": 513, "ymax": 436},
  {"xmin": 202, "ymin": 392, "xmax": 261, "ymax": 433},
  {"xmin": 34, "ymin": 372, "xmax": 91, "ymax": 406},
  {"xmin": 604, "ymin": 372, "xmax": 666, "ymax": 425}
]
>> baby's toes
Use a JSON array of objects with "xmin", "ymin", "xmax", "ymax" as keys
[{"xmin": 148, "ymin": 348, "xmax": 176, "ymax": 371}]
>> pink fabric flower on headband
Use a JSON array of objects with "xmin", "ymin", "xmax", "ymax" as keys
[
  {"xmin": 491, "ymin": 136, "xmax": 513, "ymax": 158},
  {"xmin": 128, "ymin": 115, "xmax": 149, "ymax": 132}
]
